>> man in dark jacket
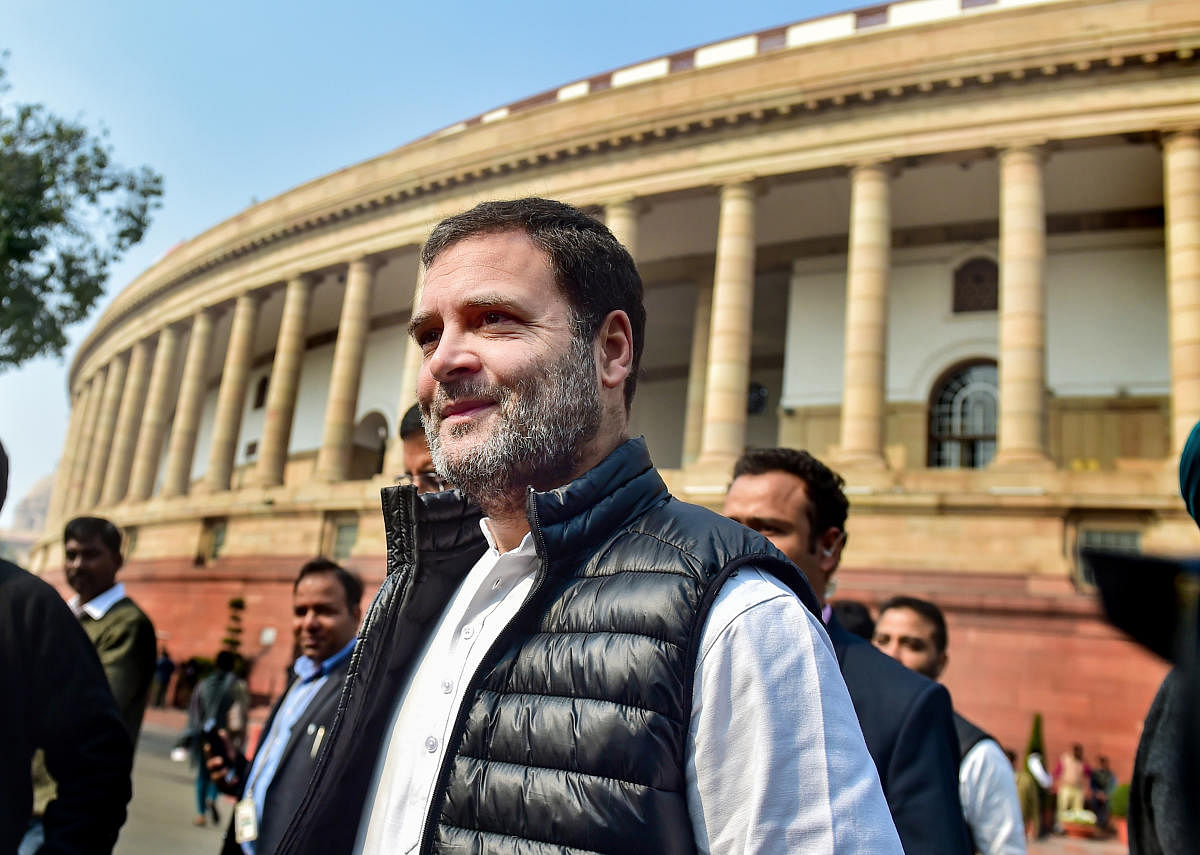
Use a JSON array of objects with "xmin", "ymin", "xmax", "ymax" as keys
[
  {"xmin": 0, "ymin": 439, "xmax": 133, "ymax": 854},
  {"xmin": 274, "ymin": 198, "xmax": 901, "ymax": 855},
  {"xmin": 723, "ymin": 446, "xmax": 971, "ymax": 855},
  {"xmin": 209, "ymin": 558, "xmax": 361, "ymax": 855}
]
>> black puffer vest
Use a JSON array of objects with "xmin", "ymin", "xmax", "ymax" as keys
[{"xmin": 276, "ymin": 438, "xmax": 818, "ymax": 855}]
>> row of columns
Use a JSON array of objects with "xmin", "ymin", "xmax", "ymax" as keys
[
  {"xmin": 47, "ymin": 129, "xmax": 1200, "ymax": 523},
  {"xmin": 47, "ymin": 250, "xmax": 426, "ymax": 524}
]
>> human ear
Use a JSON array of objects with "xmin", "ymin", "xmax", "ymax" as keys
[{"xmin": 595, "ymin": 310, "xmax": 633, "ymax": 391}]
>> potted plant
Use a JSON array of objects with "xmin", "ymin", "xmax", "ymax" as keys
[
  {"xmin": 1059, "ymin": 809, "xmax": 1098, "ymax": 839},
  {"xmin": 1110, "ymin": 783, "xmax": 1130, "ymax": 844}
]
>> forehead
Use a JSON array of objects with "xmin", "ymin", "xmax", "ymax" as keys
[
  {"xmin": 64, "ymin": 536, "xmax": 115, "ymax": 555},
  {"xmin": 876, "ymin": 607, "xmax": 938, "ymax": 640},
  {"xmin": 419, "ymin": 230, "xmax": 563, "ymax": 311},
  {"xmin": 293, "ymin": 572, "xmax": 345, "ymax": 606},
  {"xmin": 724, "ymin": 471, "xmax": 813, "ymax": 524}
]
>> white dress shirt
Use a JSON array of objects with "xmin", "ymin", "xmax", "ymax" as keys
[
  {"xmin": 357, "ymin": 520, "xmax": 900, "ymax": 855},
  {"xmin": 68, "ymin": 582, "xmax": 126, "ymax": 619},
  {"xmin": 960, "ymin": 739, "xmax": 1027, "ymax": 855}
]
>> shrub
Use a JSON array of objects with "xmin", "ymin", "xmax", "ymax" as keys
[{"xmin": 1110, "ymin": 783, "xmax": 1130, "ymax": 818}]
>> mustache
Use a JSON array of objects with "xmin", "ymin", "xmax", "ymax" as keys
[{"xmin": 426, "ymin": 378, "xmax": 506, "ymax": 417}]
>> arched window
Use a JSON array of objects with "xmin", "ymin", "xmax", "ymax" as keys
[
  {"xmin": 952, "ymin": 257, "xmax": 998, "ymax": 313},
  {"xmin": 929, "ymin": 361, "xmax": 997, "ymax": 468}
]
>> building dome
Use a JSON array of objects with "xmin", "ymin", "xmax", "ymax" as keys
[{"xmin": 35, "ymin": 0, "xmax": 1200, "ymax": 774}]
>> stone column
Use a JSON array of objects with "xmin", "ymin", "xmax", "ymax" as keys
[
  {"xmin": 61, "ymin": 377, "xmax": 100, "ymax": 515},
  {"xmin": 993, "ymin": 145, "xmax": 1051, "ymax": 467},
  {"xmin": 205, "ymin": 294, "xmax": 261, "ymax": 492},
  {"xmin": 1165, "ymin": 130, "xmax": 1200, "ymax": 457},
  {"xmin": 314, "ymin": 257, "xmax": 378, "ymax": 482},
  {"xmin": 102, "ymin": 339, "xmax": 152, "ymax": 504},
  {"xmin": 128, "ymin": 325, "xmax": 183, "ymax": 501},
  {"xmin": 162, "ymin": 310, "xmax": 216, "ymax": 497},
  {"xmin": 605, "ymin": 198, "xmax": 640, "ymax": 259},
  {"xmin": 81, "ymin": 354, "xmax": 129, "ymax": 508},
  {"xmin": 47, "ymin": 385, "xmax": 90, "ymax": 524},
  {"xmin": 682, "ymin": 284, "xmax": 713, "ymax": 466},
  {"xmin": 697, "ymin": 181, "xmax": 757, "ymax": 466},
  {"xmin": 382, "ymin": 266, "xmax": 425, "ymax": 478},
  {"xmin": 254, "ymin": 275, "xmax": 314, "ymax": 487},
  {"xmin": 838, "ymin": 163, "xmax": 892, "ymax": 469}
]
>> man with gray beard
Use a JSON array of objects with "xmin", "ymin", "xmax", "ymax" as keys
[{"xmin": 276, "ymin": 198, "xmax": 901, "ymax": 855}]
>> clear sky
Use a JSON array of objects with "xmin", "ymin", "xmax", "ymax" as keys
[{"xmin": 0, "ymin": 0, "xmax": 847, "ymax": 526}]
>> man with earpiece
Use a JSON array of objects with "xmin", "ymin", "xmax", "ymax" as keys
[{"xmin": 725, "ymin": 448, "xmax": 971, "ymax": 855}]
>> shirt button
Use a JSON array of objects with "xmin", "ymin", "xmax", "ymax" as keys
[
  {"xmin": 462, "ymin": 626, "xmax": 475, "ymax": 640},
  {"xmin": 424, "ymin": 736, "xmax": 438, "ymax": 753},
  {"xmin": 440, "ymin": 679, "xmax": 453, "ymax": 694}
]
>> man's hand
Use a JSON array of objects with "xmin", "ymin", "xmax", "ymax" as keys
[{"xmin": 204, "ymin": 728, "xmax": 244, "ymax": 796}]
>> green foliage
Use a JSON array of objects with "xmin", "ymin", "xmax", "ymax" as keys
[
  {"xmin": 1110, "ymin": 783, "xmax": 1130, "ymax": 818},
  {"xmin": 1025, "ymin": 712, "xmax": 1045, "ymax": 760},
  {"xmin": 223, "ymin": 595, "xmax": 245, "ymax": 652},
  {"xmin": 0, "ymin": 53, "xmax": 163, "ymax": 369}
]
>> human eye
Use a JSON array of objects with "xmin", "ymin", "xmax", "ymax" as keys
[
  {"xmin": 872, "ymin": 633, "xmax": 890, "ymax": 646},
  {"xmin": 415, "ymin": 326, "xmax": 441, "ymax": 351},
  {"xmin": 480, "ymin": 309, "xmax": 513, "ymax": 326}
]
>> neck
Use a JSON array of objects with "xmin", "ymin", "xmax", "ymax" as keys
[{"xmin": 77, "ymin": 582, "xmax": 116, "ymax": 606}]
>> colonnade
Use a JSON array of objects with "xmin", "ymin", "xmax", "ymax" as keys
[{"xmin": 46, "ymin": 129, "xmax": 1200, "ymax": 526}]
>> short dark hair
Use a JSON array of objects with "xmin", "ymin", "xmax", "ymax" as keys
[
  {"xmin": 64, "ymin": 516, "xmax": 124, "ymax": 562},
  {"xmin": 877, "ymin": 595, "xmax": 949, "ymax": 656},
  {"xmin": 732, "ymin": 448, "xmax": 849, "ymax": 550},
  {"xmin": 294, "ymin": 557, "xmax": 363, "ymax": 613},
  {"xmin": 832, "ymin": 600, "xmax": 875, "ymax": 640},
  {"xmin": 215, "ymin": 650, "xmax": 236, "ymax": 672},
  {"xmin": 0, "ymin": 438, "xmax": 7, "ymax": 514},
  {"xmin": 420, "ymin": 198, "xmax": 646, "ymax": 409},
  {"xmin": 399, "ymin": 404, "xmax": 425, "ymax": 440}
]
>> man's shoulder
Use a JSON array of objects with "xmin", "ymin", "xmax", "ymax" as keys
[{"xmin": 105, "ymin": 595, "xmax": 155, "ymax": 628}]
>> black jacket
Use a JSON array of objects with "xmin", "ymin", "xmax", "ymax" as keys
[
  {"xmin": 827, "ymin": 615, "xmax": 972, "ymax": 855},
  {"xmin": 277, "ymin": 438, "xmax": 818, "ymax": 855},
  {"xmin": 0, "ymin": 559, "xmax": 132, "ymax": 855},
  {"xmin": 220, "ymin": 651, "xmax": 353, "ymax": 855}
]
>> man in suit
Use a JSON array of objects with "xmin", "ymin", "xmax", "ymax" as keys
[
  {"xmin": 210, "ymin": 558, "xmax": 361, "ymax": 855},
  {"xmin": 724, "ymin": 447, "xmax": 970, "ymax": 855}
]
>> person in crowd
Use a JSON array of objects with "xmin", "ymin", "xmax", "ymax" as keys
[
  {"xmin": 208, "ymin": 558, "xmax": 361, "ymax": 855},
  {"xmin": 184, "ymin": 650, "xmax": 248, "ymax": 827},
  {"xmin": 1, "ymin": 438, "xmax": 134, "ymax": 854},
  {"xmin": 1088, "ymin": 755, "xmax": 1117, "ymax": 828},
  {"xmin": 724, "ymin": 446, "xmax": 969, "ymax": 854},
  {"xmin": 874, "ymin": 596, "xmax": 1026, "ymax": 854},
  {"xmin": 26, "ymin": 513, "xmax": 156, "ymax": 851},
  {"xmin": 1053, "ymin": 743, "xmax": 1090, "ymax": 820},
  {"xmin": 832, "ymin": 598, "xmax": 876, "ymax": 641},
  {"xmin": 1128, "ymin": 418, "xmax": 1200, "ymax": 854},
  {"xmin": 153, "ymin": 646, "xmax": 176, "ymax": 708},
  {"xmin": 274, "ymin": 198, "xmax": 901, "ymax": 855},
  {"xmin": 398, "ymin": 403, "xmax": 447, "ymax": 493}
]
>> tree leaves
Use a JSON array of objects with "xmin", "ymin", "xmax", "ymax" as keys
[{"xmin": 0, "ymin": 54, "xmax": 163, "ymax": 369}]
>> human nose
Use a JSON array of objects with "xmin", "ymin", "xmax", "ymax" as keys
[{"xmin": 425, "ymin": 324, "xmax": 480, "ymax": 383}]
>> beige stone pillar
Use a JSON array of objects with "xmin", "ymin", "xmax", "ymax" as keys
[
  {"xmin": 381, "ymin": 266, "xmax": 425, "ymax": 478},
  {"xmin": 254, "ymin": 276, "xmax": 314, "ymax": 487},
  {"xmin": 102, "ymin": 339, "xmax": 152, "ymax": 504},
  {"xmin": 62, "ymin": 377, "xmax": 101, "ymax": 515},
  {"xmin": 162, "ymin": 310, "xmax": 216, "ymax": 497},
  {"xmin": 993, "ymin": 145, "xmax": 1051, "ymax": 467},
  {"xmin": 1165, "ymin": 130, "xmax": 1200, "ymax": 457},
  {"xmin": 839, "ymin": 163, "xmax": 892, "ymax": 469},
  {"xmin": 697, "ymin": 181, "xmax": 757, "ymax": 466},
  {"xmin": 127, "ymin": 325, "xmax": 183, "ymax": 501},
  {"xmin": 47, "ymin": 385, "xmax": 90, "ymax": 524},
  {"xmin": 80, "ymin": 354, "xmax": 129, "ymax": 508},
  {"xmin": 682, "ymin": 284, "xmax": 713, "ymax": 466},
  {"xmin": 314, "ymin": 257, "xmax": 378, "ymax": 482},
  {"xmin": 605, "ymin": 198, "xmax": 640, "ymax": 259},
  {"xmin": 205, "ymin": 294, "xmax": 261, "ymax": 492}
]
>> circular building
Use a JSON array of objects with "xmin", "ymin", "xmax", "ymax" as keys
[{"xmin": 34, "ymin": 0, "xmax": 1200, "ymax": 775}]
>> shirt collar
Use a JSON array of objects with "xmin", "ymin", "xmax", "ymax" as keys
[
  {"xmin": 294, "ymin": 636, "xmax": 358, "ymax": 683},
  {"xmin": 821, "ymin": 603, "xmax": 833, "ymax": 626},
  {"xmin": 70, "ymin": 582, "xmax": 126, "ymax": 619},
  {"xmin": 479, "ymin": 518, "xmax": 536, "ymax": 557}
]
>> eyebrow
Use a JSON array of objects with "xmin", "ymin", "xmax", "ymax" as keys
[{"xmin": 407, "ymin": 293, "xmax": 529, "ymax": 340}]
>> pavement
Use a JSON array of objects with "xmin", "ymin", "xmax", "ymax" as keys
[{"xmin": 120, "ymin": 708, "xmax": 1131, "ymax": 854}]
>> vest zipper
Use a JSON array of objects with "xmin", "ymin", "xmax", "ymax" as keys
[{"xmin": 416, "ymin": 487, "xmax": 552, "ymax": 854}]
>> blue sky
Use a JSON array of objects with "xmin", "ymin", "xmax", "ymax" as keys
[{"xmin": 0, "ymin": 0, "xmax": 846, "ymax": 525}]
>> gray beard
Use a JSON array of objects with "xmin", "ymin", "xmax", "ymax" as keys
[{"xmin": 422, "ymin": 334, "xmax": 603, "ymax": 516}]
